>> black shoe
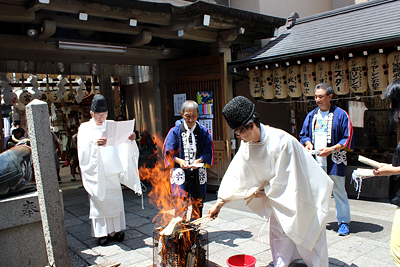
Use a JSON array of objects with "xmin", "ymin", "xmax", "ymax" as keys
[
  {"xmin": 98, "ymin": 236, "xmax": 108, "ymax": 246},
  {"xmin": 109, "ymin": 232, "xmax": 125, "ymax": 242}
]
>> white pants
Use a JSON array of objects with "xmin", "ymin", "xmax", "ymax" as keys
[{"xmin": 270, "ymin": 215, "xmax": 329, "ymax": 267}]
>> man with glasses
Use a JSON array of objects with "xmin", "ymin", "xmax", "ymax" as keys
[
  {"xmin": 78, "ymin": 94, "xmax": 141, "ymax": 246},
  {"xmin": 208, "ymin": 96, "xmax": 333, "ymax": 267},
  {"xmin": 299, "ymin": 83, "xmax": 354, "ymax": 236},
  {"xmin": 163, "ymin": 100, "xmax": 214, "ymax": 220}
]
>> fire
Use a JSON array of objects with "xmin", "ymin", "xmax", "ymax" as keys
[
  {"xmin": 139, "ymin": 133, "xmax": 210, "ymax": 266},
  {"xmin": 139, "ymin": 133, "xmax": 204, "ymax": 226},
  {"xmin": 139, "ymin": 161, "xmax": 182, "ymax": 227}
]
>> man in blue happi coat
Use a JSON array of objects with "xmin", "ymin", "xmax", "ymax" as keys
[
  {"xmin": 163, "ymin": 100, "xmax": 214, "ymax": 220},
  {"xmin": 300, "ymin": 83, "xmax": 354, "ymax": 236}
]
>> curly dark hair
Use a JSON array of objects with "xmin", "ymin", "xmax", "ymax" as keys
[{"xmin": 385, "ymin": 79, "xmax": 400, "ymax": 125}]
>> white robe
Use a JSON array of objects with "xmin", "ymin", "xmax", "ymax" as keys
[
  {"xmin": 218, "ymin": 124, "xmax": 333, "ymax": 257},
  {"xmin": 78, "ymin": 119, "xmax": 142, "ymax": 237}
]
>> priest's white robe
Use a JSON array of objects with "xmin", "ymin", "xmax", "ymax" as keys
[
  {"xmin": 78, "ymin": 119, "xmax": 142, "ymax": 237},
  {"xmin": 218, "ymin": 124, "xmax": 333, "ymax": 266}
]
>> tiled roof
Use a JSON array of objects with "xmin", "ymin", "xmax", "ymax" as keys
[{"xmin": 229, "ymin": 0, "xmax": 400, "ymax": 68}]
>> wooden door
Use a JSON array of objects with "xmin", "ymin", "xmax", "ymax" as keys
[{"xmin": 160, "ymin": 54, "xmax": 230, "ymax": 190}]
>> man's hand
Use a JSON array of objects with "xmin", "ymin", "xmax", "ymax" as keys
[
  {"xmin": 128, "ymin": 132, "xmax": 136, "ymax": 141},
  {"xmin": 373, "ymin": 163, "xmax": 400, "ymax": 176},
  {"xmin": 96, "ymin": 137, "xmax": 107, "ymax": 146},
  {"xmin": 175, "ymin": 158, "xmax": 189, "ymax": 169},
  {"xmin": 207, "ymin": 199, "xmax": 225, "ymax": 220},
  {"xmin": 305, "ymin": 141, "xmax": 313, "ymax": 151},
  {"xmin": 190, "ymin": 159, "xmax": 204, "ymax": 169},
  {"xmin": 318, "ymin": 147, "xmax": 334, "ymax": 157},
  {"xmin": 254, "ymin": 190, "xmax": 266, "ymax": 198}
]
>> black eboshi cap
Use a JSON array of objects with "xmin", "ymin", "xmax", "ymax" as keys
[
  {"xmin": 222, "ymin": 96, "xmax": 255, "ymax": 130},
  {"xmin": 91, "ymin": 94, "xmax": 108, "ymax": 113}
]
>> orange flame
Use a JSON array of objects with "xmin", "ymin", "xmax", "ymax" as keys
[{"xmin": 140, "ymin": 133, "xmax": 205, "ymax": 228}]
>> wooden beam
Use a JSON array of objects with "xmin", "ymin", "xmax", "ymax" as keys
[
  {"xmin": 0, "ymin": 34, "xmax": 187, "ymax": 66},
  {"xmin": 33, "ymin": 14, "xmax": 183, "ymax": 41},
  {"xmin": 37, "ymin": 20, "xmax": 57, "ymax": 41},
  {"xmin": 131, "ymin": 31, "xmax": 152, "ymax": 47},
  {"xmin": 0, "ymin": 4, "xmax": 35, "ymax": 22},
  {"xmin": 34, "ymin": 14, "xmax": 142, "ymax": 35},
  {"xmin": 178, "ymin": 29, "xmax": 218, "ymax": 43},
  {"xmin": 220, "ymin": 27, "xmax": 245, "ymax": 42},
  {"xmin": 28, "ymin": 0, "xmax": 172, "ymax": 26},
  {"xmin": 169, "ymin": 17, "xmax": 204, "ymax": 31},
  {"xmin": 34, "ymin": 14, "xmax": 221, "ymax": 44},
  {"xmin": 26, "ymin": 0, "xmax": 50, "ymax": 12}
]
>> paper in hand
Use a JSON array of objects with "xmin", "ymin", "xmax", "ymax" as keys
[
  {"xmin": 103, "ymin": 119, "xmax": 135, "ymax": 146},
  {"xmin": 353, "ymin": 168, "xmax": 375, "ymax": 178},
  {"xmin": 188, "ymin": 163, "xmax": 204, "ymax": 168},
  {"xmin": 358, "ymin": 155, "xmax": 381, "ymax": 168},
  {"xmin": 309, "ymin": 150, "xmax": 321, "ymax": 155}
]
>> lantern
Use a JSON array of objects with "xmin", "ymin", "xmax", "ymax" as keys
[
  {"xmin": 38, "ymin": 91, "xmax": 48, "ymax": 102},
  {"xmin": 48, "ymin": 91, "xmax": 62, "ymax": 103},
  {"xmin": 273, "ymin": 67, "xmax": 288, "ymax": 99},
  {"xmin": 2, "ymin": 91, "xmax": 18, "ymax": 105},
  {"xmin": 63, "ymin": 90, "xmax": 76, "ymax": 103},
  {"xmin": 315, "ymin": 61, "xmax": 332, "ymax": 85},
  {"xmin": 0, "ymin": 80, "xmax": 18, "ymax": 104},
  {"xmin": 300, "ymin": 63, "xmax": 316, "ymax": 97},
  {"xmin": 331, "ymin": 60, "xmax": 349, "ymax": 95},
  {"xmin": 388, "ymin": 51, "xmax": 400, "ymax": 84},
  {"xmin": 260, "ymin": 69, "xmax": 274, "ymax": 100},
  {"xmin": 367, "ymin": 53, "xmax": 388, "ymax": 92},
  {"xmin": 248, "ymin": 68, "xmax": 262, "ymax": 98},
  {"xmin": 348, "ymin": 57, "xmax": 368, "ymax": 93},
  {"xmin": 18, "ymin": 90, "xmax": 33, "ymax": 105},
  {"xmin": 286, "ymin": 65, "xmax": 302, "ymax": 98}
]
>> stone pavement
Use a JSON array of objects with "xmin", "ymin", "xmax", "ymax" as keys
[{"xmin": 59, "ymin": 167, "xmax": 396, "ymax": 267}]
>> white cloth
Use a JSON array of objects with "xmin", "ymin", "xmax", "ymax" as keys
[
  {"xmin": 182, "ymin": 120, "xmax": 197, "ymax": 164},
  {"xmin": 314, "ymin": 110, "xmax": 329, "ymax": 169},
  {"xmin": 217, "ymin": 124, "xmax": 333, "ymax": 264},
  {"xmin": 270, "ymin": 214, "xmax": 328, "ymax": 267},
  {"xmin": 78, "ymin": 119, "xmax": 141, "ymax": 237}
]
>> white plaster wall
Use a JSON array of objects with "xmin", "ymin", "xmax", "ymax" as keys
[
  {"xmin": 229, "ymin": 0, "xmax": 368, "ymax": 19},
  {"xmin": 333, "ymin": 0, "xmax": 356, "ymax": 9},
  {"xmin": 230, "ymin": 0, "xmax": 333, "ymax": 19}
]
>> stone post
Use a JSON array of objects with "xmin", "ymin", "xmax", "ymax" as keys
[
  {"xmin": 26, "ymin": 99, "xmax": 71, "ymax": 267},
  {"xmin": 99, "ymin": 64, "xmax": 116, "ymax": 120}
]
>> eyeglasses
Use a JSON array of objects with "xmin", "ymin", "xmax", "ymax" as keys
[
  {"xmin": 233, "ymin": 126, "xmax": 245, "ymax": 136},
  {"xmin": 93, "ymin": 112, "xmax": 108, "ymax": 119},
  {"xmin": 315, "ymin": 94, "xmax": 327, "ymax": 100}
]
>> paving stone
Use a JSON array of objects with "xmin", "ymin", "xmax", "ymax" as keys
[
  {"xmin": 135, "ymin": 222, "xmax": 157, "ymax": 236},
  {"xmin": 208, "ymin": 246, "xmax": 244, "ymax": 267},
  {"xmin": 58, "ymin": 171, "xmax": 397, "ymax": 267},
  {"xmin": 91, "ymin": 242, "xmax": 133, "ymax": 257},
  {"xmin": 212, "ymin": 220, "xmax": 248, "ymax": 231},
  {"xmin": 65, "ymin": 221, "xmax": 92, "ymax": 235},
  {"xmin": 69, "ymin": 249, "xmax": 90, "ymax": 267},
  {"xmin": 64, "ymin": 217, "xmax": 85, "ymax": 228},
  {"xmin": 125, "ymin": 213, "xmax": 152, "ymax": 228},
  {"xmin": 66, "ymin": 234, "xmax": 99, "ymax": 260},
  {"xmin": 106, "ymin": 250, "xmax": 148, "ymax": 266}
]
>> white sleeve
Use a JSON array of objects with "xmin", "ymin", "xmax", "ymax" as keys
[
  {"xmin": 117, "ymin": 140, "xmax": 142, "ymax": 195},
  {"xmin": 78, "ymin": 124, "xmax": 107, "ymax": 201}
]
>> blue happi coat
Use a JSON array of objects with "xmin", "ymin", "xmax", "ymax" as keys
[
  {"xmin": 163, "ymin": 121, "xmax": 214, "ymax": 197},
  {"xmin": 299, "ymin": 105, "xmax": 354, "ymax": 176}
]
